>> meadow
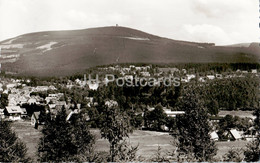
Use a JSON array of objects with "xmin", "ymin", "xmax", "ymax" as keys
[{"xmin": 12, "ymin": 121, "xmax": 248, "ymax": 161}]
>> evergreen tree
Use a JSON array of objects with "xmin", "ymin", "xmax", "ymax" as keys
[
  {"xmin": 176, "ymin": 84, "xmax": 217, "ymax": 161},
  {"xmin": 223, "ymin": 147, "xmax": 243, "ymax": 162},
  {"xmin": 0, "ymin": 121, "xmax": 30, "ymax": 162},
  {"xmin": 146, "ymin": 104, "xmax": 167, "ymax": 131},
  {"xmin": 244, "ymin": 107, "xmax": 260, "ymax": 162},
  {"xmin": 100, "ymin": 104, "xmax": 134, "ymax": 162},
  {"xmin": 38, "ymin": 106, "xmax": 95, "ymax": 162},
  {"xmin": 69, "ymin": 111, "xmax": 98, "ymax": 162},
  {"xmin": 244, "ymin": 139, "xmax": 260, "ymax": 162},
  {"xmin": 0, "ymin": 93, "xmax": 8, "ymax": 108}
]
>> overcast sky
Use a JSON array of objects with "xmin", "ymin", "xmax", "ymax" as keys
[{"xmin": 0, "ymin": 0, "xmax": 259, "ymax": 45}]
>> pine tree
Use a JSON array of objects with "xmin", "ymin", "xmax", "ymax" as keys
[
  {"xmin": 244, "ymin": 107, "xmax": 260, "ymax": 162},
  {"xmin": 244, "ymin": 139, "xmax": 260, "ymax": 162},
  {"xmin": 38, "ymin": 106, "xmax": 95, "ymax": 162},
  {"xmin": 223, "ymin": 147, "xmax": 243, "ymax": 162},
  {"xmin": 0, "ymin": 121, "xmax": 31, "ymax": 162},
  {"xmin": 69, "ymin": 110, "xmax": 98, "ymax": 162},
  {"xmin": 176, "ymin": 84, "xmax": 217, "ymax": 161}
]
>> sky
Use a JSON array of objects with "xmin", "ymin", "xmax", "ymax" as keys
[{"xmin": 0, "ymin": 0, "xmax": 259, "ymax": 45}]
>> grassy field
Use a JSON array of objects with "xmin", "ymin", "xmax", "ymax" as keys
[
  {"xmin": 11, "ymin": 121, "xmax": 42, "ymax": 161},
  {"xmin": 11, "ymin": 121, "xmax": 249, "ymax": 161}
]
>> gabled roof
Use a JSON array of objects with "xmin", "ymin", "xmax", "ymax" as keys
[
  {"xmin": 48, "ymin": 104, "xmax": 56, "ymax": 109},
  {"xmin": 210, "ymin": 131, "xmax": 219, "ymax": 140},
  {"xmin": 28, "ymin": 98, "xmax": 37, "ymax": 102},
  {"xmin": 230, "ymin": 129, "xmax": 242, "ymax": 140},
  {"xmin": 5, "ymin": 106, "xmax": 23, "ymax": 114},
  {"xmin": 32, "ymin": 111, "xmax": 41, "ymax": 120}
]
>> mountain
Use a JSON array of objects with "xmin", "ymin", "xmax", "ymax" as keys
[{"xmin": 0, "ymin": 26, "xmax": 259, "ymax": 76}]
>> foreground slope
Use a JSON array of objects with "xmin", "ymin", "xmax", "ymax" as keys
[{"xmin": 0, "ymin": 26, "xmax": 259, "ymax": 76}]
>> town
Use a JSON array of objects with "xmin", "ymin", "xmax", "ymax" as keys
[{"xmin": 0, "ymin": 63, "xmax": 259, "ymax": 161}]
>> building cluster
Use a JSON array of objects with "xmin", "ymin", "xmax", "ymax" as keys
[
  {"xmin": 0, "ymin": 78, "xmax": 70, "ymax": 122},
  {"xmin": 0, "ymin": 65, "xmax": 259, "ymax": 142},
  {"xmin": 98, "ymin": 65, "xmax": 259, "ymax": 84}
]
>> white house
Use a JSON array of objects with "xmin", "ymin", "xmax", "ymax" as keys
[
  {"xmin": 36, "ymin": 86, "xmax": 49, "ymax": 92},
  {"xmin": 31, "ymin": 111, "xmax": 40, "ymax": 126},
  {"xmin": 187, "ymin": 74, "xmax": 196, "ymax": 81},
  {"xmin": 6, "ymin": 83, "xmax": 16, "ymax": 89},
  {"xmin": 4, "ymin": 106, "xmax": 23, "ymax": 121},
  {"xmin": 251, "ymin": 69, "xmax": 257, "ymax": 74},
  {"xmin": 198, "ymin": 77, "xmax": 206, "ymax": 82},
  {"xmin": 210, "ymin": 131, "xmax": 219, "ymax": 141},
  {"xmin": 229, "ymin": 129, "xmax": 242, "ymax": 140},
  {"xmin": 206, "ymin": 75, "xmax": 215, "ymax": 80},
  {"xmin": 28, "ymin": 98, "xmax": 37, "ymax": 105},
  {"xmin": 241, "ymin": 70, "xmax": 248, "ymax": 74},
  {"xmin": 163, "ymin": 109, "xmax": 185, "ymax": 117},
  {"xmin": 88, "ymin": 83, "xmax": 99, "ymax": 90}
]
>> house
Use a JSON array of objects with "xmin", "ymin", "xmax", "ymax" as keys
[
  {"xmin": 210, "ymin": 131, "xmax": 219, "ymax": 141},
  {"xmin": 147, "ymin": 107, "xmax": 155, "ymax": 112},
  {"xmin": 36, "ymin": 86, "xmax": 49, "ymax": 92},
  {"xmin": 163, "ymin": 109, "xmax": 185, "ymax": 117},
  {"xmin": 31, "ymin": 111, "xmax": 41, "ymax": 128},
  {"xmin": 66, "ymin": 109, "xmax": 81, "ymax": 121},
  {"xmin": 76, "ymin": 104, "xmax": 81, "ymax": 109},
  {"xmin": 187, "ymin": 74, "xmax": 196, "ymax": 81},
  {"xmin": 48, "ymin": 104, "xmax": 56, "ymax": 109},
  {"xmin": 129, "ymin": 65, "xmax": 135, "ymax": 69},
  {"xmin": 251, "ymin": 69, "xmax": 257, "ymax": 73},
  {"xmin": 4, "ymin": 106, "xmax": 23, "ymax": 121},
  {"xmin": 206, "ymin": 75, "xmax": 215, "ymax": 80},
  {"xmin": 6, "ymin": 83, "xmax": 16, "ymax": 89},
  {"xmin": 198, "ymin": 77, "xmax": 206, "ymax": 82},
  {"xmin": 45, "ymin": 96, "xmax": 57, "ymax": 104},
  {"xmin": 28, "ymin": 98, "xmax": 37, "ymax": 105},
  {"xmin": 229, "ymin": 129, "xmax": 242, "ymax": 140},
  {"xmin": 48, "ymin": 93, "xmax": 64, "ymax": 98},
  {"xmin": 158, "ymin": 67, "xmax": 180, "ymax": 74},
  {"xmin": 19, "ymin": 96, "xmax": 28, "ymax": 105},
  {"xmin": 49, "ymin": 85, "xmax": 57, "ymax": 90},
  {"xmin": 241, "ymin": 70, "xmax": 248, "ymax": 74},
  {"xmin": 66, "ymin": 111, "xmax": 75, "ymax": 121},
  {"xmin": 88, "ymin": 83, "xmax": 99, "ymax": 90}
]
